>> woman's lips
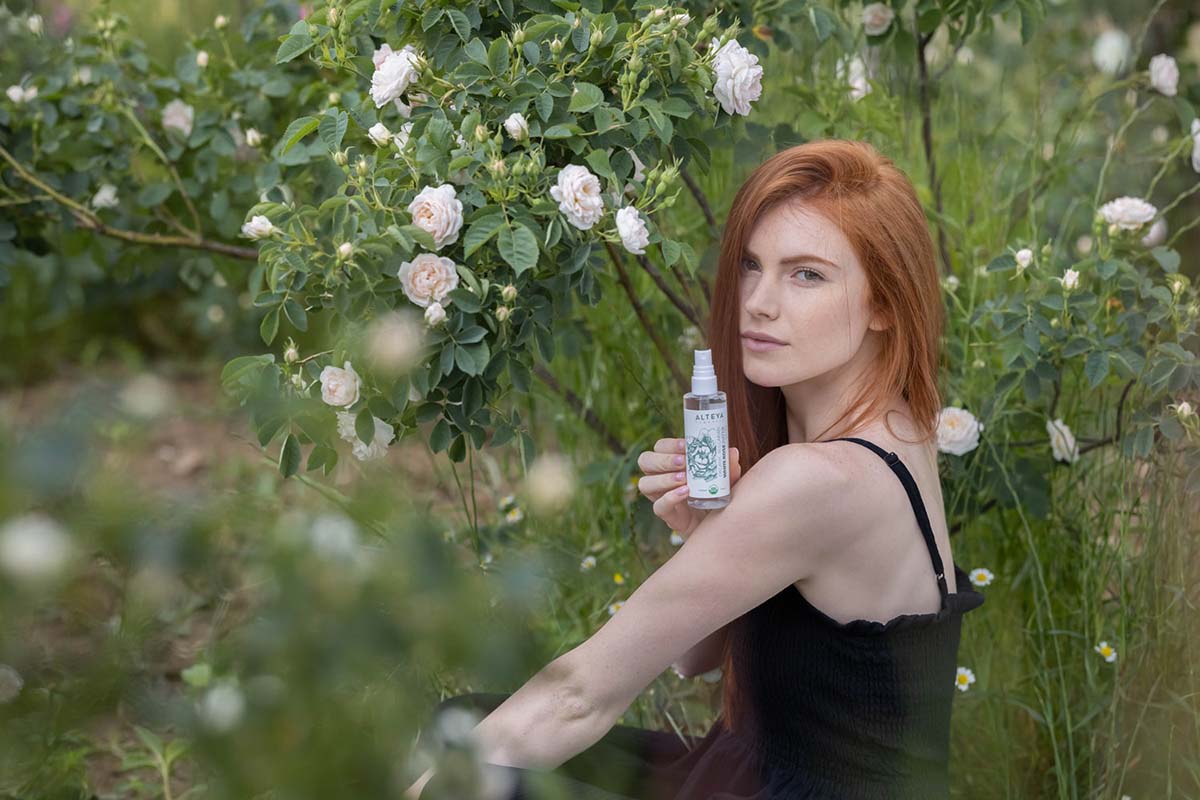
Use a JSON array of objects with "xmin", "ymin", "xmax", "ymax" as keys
[{"xmin": 741, "ymin": 335, "xmax": 787, "ymax": 352}]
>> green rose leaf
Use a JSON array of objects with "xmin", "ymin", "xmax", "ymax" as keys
[{"xmin": 497, "ymin": 223, "xmax": 539, "ymax": 275}]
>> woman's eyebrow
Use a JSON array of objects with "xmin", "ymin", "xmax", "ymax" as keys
[{"xmin": 743, "ymin": 249, "xmax": 841, "ymax": 269}]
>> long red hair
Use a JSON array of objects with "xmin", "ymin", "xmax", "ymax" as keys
[{"xmin": 708, "ymin": 139, "xmax": 945, "ymax": 732}]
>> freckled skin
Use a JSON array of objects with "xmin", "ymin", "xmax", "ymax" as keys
[{"xmin": 738, "ymin": 201, "xmax": 890, "ymax": 444}]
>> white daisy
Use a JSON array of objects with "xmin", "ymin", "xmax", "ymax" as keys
[
  {"xmin": 954, "ymin": 666, "xmax": 976, "ymax": 692},
  {"xmin": 968, "ymin": 567, "xmax": 994, "ymax": 587},
  {"xmin": 1094, "ymin": 640, "xmax": 1117, "ymax": 663}
]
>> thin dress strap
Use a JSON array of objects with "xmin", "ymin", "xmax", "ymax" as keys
[{"xmin": 826, "ymin": 437, "xmax": 949, "ymax": 598}]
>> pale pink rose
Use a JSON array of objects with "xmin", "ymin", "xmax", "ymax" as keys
[
  {"xmin": 406, "ymin": 184, "xmax": 464, "ymax": 250},
  {"xmin": 398, "ymin": 252, "xmax": 459, "ymax": 308},
  {"xmin": 319, "ymin": 361, "xmax": 360, "ymax": 407}
]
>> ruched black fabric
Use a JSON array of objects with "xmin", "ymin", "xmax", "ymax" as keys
[{"xmin": 420, "ymin": 437, "xmax": 985, "ymax": 799}]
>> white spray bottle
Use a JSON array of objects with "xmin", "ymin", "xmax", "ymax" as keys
[{"xmin": 683, "ymin": 348, "xmax": 731, "ymax": 509}]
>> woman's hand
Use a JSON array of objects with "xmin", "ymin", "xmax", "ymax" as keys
[{"xmin": 636, "ymin": 437, "xmax": 742, "ymax": 540}]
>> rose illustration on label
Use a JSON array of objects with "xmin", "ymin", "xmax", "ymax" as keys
[{"xmin": 686, "ymin": 431, "xmax": 720, "ymax": 481}]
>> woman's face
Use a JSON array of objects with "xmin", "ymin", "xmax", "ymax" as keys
[{"xmin": 738, "ymin": 200, "xmax": 887, "ymax": 389}]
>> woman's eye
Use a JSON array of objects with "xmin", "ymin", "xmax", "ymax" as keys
[{"xmin": 740, "ymin": 259, "xmax": 822, "ymax": 282}]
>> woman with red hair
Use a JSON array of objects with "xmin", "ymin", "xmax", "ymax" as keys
[{"xmin": 410, "ymin": 139, "xmax": 985, "ymax": 799}]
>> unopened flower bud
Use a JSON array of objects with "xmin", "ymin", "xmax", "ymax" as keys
[
  {"xmin": 337, "ymin": 242, "xmax": 353, "ymax": 259},
  {"xmin": 334, "ymin": 149, "xmax": 348, "ymax": 166},
  {"xmin": 590, "ymin": 28, "xmax": 603, "ymax": 48},
  {"xmin": 356, "ymin": 156, "xmax": 370, "ymax": 176},
  {"xmin": 1041, "ymin": 243, "xmax": 1053, "ymax": 259},
  {"xmin": 284, "ymin": 343, "xmax": 299, "ymax": 363},
  {"xmin": 496, "ymin": 305, "xmax": 511, "ymax": 322},
  {"xmin": 629, "ymin": 54, "xmax": 642, "ymax": 72},
  {"xmin": 513, "ymin": 27, "xmax": 525, "ymax": 45},
  {"xmin": 328, "ymin": 6, "xmax": 339, "ymax": 24},
  {"xmin": 214, "ymin": 14, "xmax": 228, "ymax": 29},
  {"xmin": 501, "ymin": 284, "xmax": 517, "ymax": 302},
  {"xmin": 474, "ymin": 124, "xmax": 489, "ymax": 143},
  {"xmin": 572, "ymin": 16, "xmax": 581, "ymax": 27},
  {"xmin": 489, "ymin": 158, "xmax": 507, "ymax": 175},
  {"xmin": 550, "ymin": 36, "xmax": 563, "ymax": 54},
  {"xmin": 328, "ymin": 91, "xmax": 341, "ymax": 105}
]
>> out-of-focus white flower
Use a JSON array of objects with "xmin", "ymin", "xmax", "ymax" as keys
[
  {"xmin": 708, "ymin": 37, "xmax": 763, "ymax": 116},
  {"xmin": 608, "ymin": 600, "xmax": 625, "ymax": 616},
  {"xmin": 1140, "ymin": 217, "xmax": 1168, "ymax": 248},
  {"xmin": 944, "ymin": 274, "xmax": 960, "ymax": 291},
  {"xmin": 240, "ymin": 214, "xmax": 280, "ymax": 240},
  {"xmin": 1151, "ymin": 124, "xmax": 1169, "ymax": 145},
  {"xmin": 1094, "ymin": 640, "xmax": 1117, "ymax": 663},
  {"xmin": 73, "ymin": 66, "xmax": 94, "ymax": 85},
  {"xmin": 424, "ymin": 301, "xmax": 447, "ymax": 327},
  {"xmin": 398, "ymin": 252, "xmax": 459, "ymax": 308},
  {"xmin": 1098, "ymin": 196, "xmax": 1157, "ymax": 231},
  {"xmin": 504, "ymin": 506, "xmax": 524, "ymax": 525},
  {"xmin": 335, "ymin": 412, "xmax": 394, "ymax": 461},
  {"xmin": 1046, "ymin": 417, "xmax": 1080, "ymax": 463},
  {"xmin": 968, "ymin": 567, "xmax": 994, "ymax": 587},
  {"xmin": 365, "ymin": 310, "xmax": 424, "ymax": 375},
  {"xmin": 524, "ymin": 453, "xmax": 576, "ymax": 513},
  {"xmin": 503, "ymin": 112, "xmax": 529, "ymax": 141},
  {"xmin": 835, "ymin": 54, "xmax": 871, "ymax": 101},
  {"xmin": 1015, "ymin": 248, "xmax": 1033, "ymax": 269},
  {"xmin": 1055, "ymin": 268, "xmax": 1080, "ymax": 292},
  {"xmin": 0, "ymin": 513, "xmax": 73, "ymax": 580},
  {"xmin": 119, "ymin": 373, "xmax": 174, "ymax": 418},
  {"xmin": 27, "ymin": 14, "xmax": 43, "ymax": 34},
  {"xmin": 972, "ymin": 358, "xmax": 986, "ymax": 369},
  {"xmin": 197, "ymin": 683, "xmax": 245, "ymax": 732},
  {"xmin": 433, "ymin": 705, "xmax": 481, "ymax": 746},
  {"xmin": 1172, "ymin": 400, "xmax": 1195, "ymax": 419},
  {"xmin": 91, "ymin": 183, "xmax": 119, "ymax": 210},
  {"xmin": 407, "ymin": 184, "xmax": 464, "ymax": 250},
  {"xmin": 244, "ymin": 127, "xmax": 263, "ymax": 148},
  {"xmin": 196, "ymin": 50, "xmax": 209, "ymax": 68},
  {"xmin": 368, "ymin": 121, "xmax": 391, "ymax": 146},
  {"xmin": 936, "ymin": 406, "xmax": 984, "ymax": 456},
  {"xmin": 669, "ymin": 531, "xmax": 684, "ymax": 546},
  {"xmin": 580, "ymin": 555, "xmax": 597, "ymax": 571},
  {"xmin": 370, "ymin": 44, "xmax": 422, "ymax": 108},
  {"xmin": 550, "ymin": 164, "xmax": 605, "ymax": 230},
  {"xmin": 954, "ymin": 666, "xmax": 976, "ymax": 692},
  {"xmin": 0, "ymin": 665, "xmax": 23, "ymax": 703},
  {"xmin": 1092, "ymin": 29, "xmax": 1132, "ymax": 76},
  {"xmin": 214, "ymin": 14, "xmax": 228, "ymax": 30},
  {"xmin": 616, "ymin": 206, "xmax": 650, "ymax": 255},
  {"xmin": 862, "ymin": 3, "xmax": 895, "ymax": 36},
  {"xmin": 501, "ymin": 284, "xmax": 518, "ymax": 303},
  {"xmin": 1148, "ymin": 53, "xmax": 1179, "ymax": 96},
  {"xmin": 319, "ymin": 361, "xmax": 360, "ymax": 407},
  {"xmin": 6, "ymin": 85, "xmax": 37, "ymax": 103},
  {"xmin": 1076, "ymin": 235, "xmax": 1094, "ymax": 255},
  {"xmin": 161, "ymin": 98, "xmax": 195, "ymax": 138}
]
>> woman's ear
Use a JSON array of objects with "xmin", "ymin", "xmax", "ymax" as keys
[{"xmin": 868, "ymin": 304, "xmax": 892, "ymax": 332}]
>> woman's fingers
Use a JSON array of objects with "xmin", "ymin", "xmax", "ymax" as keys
[{"xmin": 637, "ymin": 470, "xmax": 686, "ymax": 500}]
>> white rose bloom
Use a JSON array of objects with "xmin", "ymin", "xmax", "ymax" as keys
[
  {"xmin": 319, "ymin": 360, "xmax": 361, "ymax": 407},
  {"xmin": 1046, "ymin": 417, "xmax": 1079, "ymax": 463},
  {"xmin": 398, "ymin": 251, "xmax": 459, "ymax": 308},
  {"xmin": 335, "ymin": 411, "xmax": 394, "ymax": 461},
  {"xmin": 1141, "ymin": 217, "xmax": 1167, "ymax": 248},
  {"xmin": 709, "ymin": 37, "xmax": 763, "ymax": 116},
  {"xmin": 0, "ymin": 513, "xmax": 73, "ymax": 580},
  {"xmin": 1098, "ymin": 196, "xmax": 1157, "ymax": 231},
  {"xmin": 214, "ymin": 14, "xmax": 228, "ymax": 29},
  {"xmin": 240, "ymin": 214, "xmax": 279, "ymax": 240},
  {"xmin": 1148, "ymin": 53, "xmax": 1178, "ymax": 96},
  {"xmin": 161, "ymin": 98, "xmax": 195, "ymax": 138},
  {"xmin": 550, "ymin": 164, "xmax": 605, "ymax": 230},
  {"xmin": 616, "ymin": 206, "xmax": 650, "ymax": 255},
  {"xmin": 1092, "ymin": 29, "xmax": 1131, "ymax": 76},
  {"xmin": 370, "ymin": 44, "xmax": 421, "ymax": 108},
  {"xmin": 1174, "ymin": 400, "xmax": 1194, "ymax": 418},
  {"xmin": 862, "ymin": 3, "xmax": 895, "ymax": 36},
  {"xmin": 935, "ymin": 406, "xmax": 984, "ymax": 456},
  {"xmin": 503, "ymin": 111, "xmax": 529, "ymax": 141},
  {"xmin": 5, "ymin": 86, "xmax": 24, "ymax": 104},
  {"xmin": 1191, "ymin": 118, "xmax": 1200, "ymax": 173},
  {"xmin": 391, "ymin": 121, "xmax": 415, "ymax": 152},
  {"xmin": 91, "ymin": 183, "xmax": 120, "ymax": 210},
  {"xmin": 672, "ymin": 13, "xmax": 691, "ymax": 26},
  {"xmin": 367, "ymin": 121, "xmax": 391, "ymax": 147},
  {"xmin": 1015, "ymin": 248, "xmax": 1033, "ymax": 269},
  {"xmin": 406, "ymin": 184, "xmax": 464, "ymax": 250},
  {"xmin": 244, "ymin": 127, "xmax": 263, "ymax": 148},
  {"xmin": 424, "ymin": 301, "xmax": 447, "ymax": 326},
  {"xmin": 196, "ymin": 50, "xmax": 209, "ymax": 68},
  {"xmin": 1057, "ymin": 268, "xmax": 1080, "ymax": 291},
  {"xmin": 836, "ymin": 54, "xmax": 871, "ymax": 101}
]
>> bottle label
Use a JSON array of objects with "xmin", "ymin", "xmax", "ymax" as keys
[{"xmin": 683, "ymin": 405, "xmax": 730, "ymax": 498}]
